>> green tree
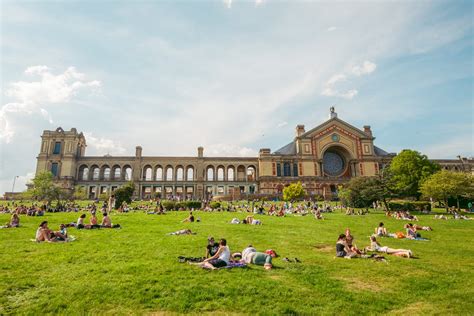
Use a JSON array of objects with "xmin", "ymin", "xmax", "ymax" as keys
[
  {"xmin": 341, "ymin": 177, "xmax": 391, "ymax": 210},
  {"xmin": 420, "ymin": 170, "xmax": 474, "ymax": 211},
  {"xmin": 283, "ymin": 182, "xmax": 306, "ymax": 201},
  {"xmin": 114, "ymin": 182, "xmax": 135, "ymax": 209},
  {"xmin": 29, "ymin": 171, "xmax": 66, "ymax": 204},
  {"xmin": 73, "ymin": 185, "xmax": 88, "ymax": 200},
  {"xmin": 388, "ymin": 149, "xmax": 440, "ymax": 199}
]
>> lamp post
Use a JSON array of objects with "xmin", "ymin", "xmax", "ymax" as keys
[{"xmin": 11, "ymin": 176, "xmax": 19, "ymax": 201}]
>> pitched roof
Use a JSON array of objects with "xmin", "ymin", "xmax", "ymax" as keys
[
  {"xmin": 374, "ymin": 146, "xmax": 392, "ymax": 157},
  {"xmin": 273, "ymin": 141, "xmax": 296, "ymax": 155}
]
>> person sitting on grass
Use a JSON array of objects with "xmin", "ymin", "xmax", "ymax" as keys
[
  {"xmin": 242, "ymin": 245, "xmax": 273, "ymax": 270},
  {"xmin": 53, "ymin": 224, "xmax": 68, "ymax": 241},
  {"xmin": 35, "ymin": 221, "xmax": 55, "ymax": 242},
  {"xmin": 206, "ymin": 236, "xmax": 220, "ymax": 258},
  {"xmin": 345, "ymin": 228, "xmax": 362, "ymax": 255},
  {"xmin": 89, "ymin": 213, "xmax": 101, "ymax": 229},
  {"xmin": 1, "ymin": 213, "xmax": 20, "ymax": 228},
  {"xmin": 366, "ymin": 236, "xmax": 412, "ymax": 258},
  {"xmin": 101, "ymin": 212, "xmax": 120, "ymax": 228},
  {"xmin": 335, "ymin": 234, "xmax": 355, "ymax": 258},
  {"xmin": 314, "ymin": 209, "xmax": 324, "ymax": 220},
  {"xmin": 200, "ymin": 238, "xmax": 230, "ymax": 270},
  {"xmin": 182, "ymin": 212, "xmax": 195, "ymax": 223},
  {"xmin": 77, "ymin": 214, "xmax": 86, "ymax": 229}
]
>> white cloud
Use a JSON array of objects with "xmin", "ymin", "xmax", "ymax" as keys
[
  {"xmin": 277, "ymin": 121, "xmax": 288, "ymax": 128},
  {"xmin": 351, "ymin": 61, "xmax": 377, "ymax": 76},
  {"xmin": 327, "ymin": 26, "xmax": 338, "ymax": 32},
  {"xmin": 223, "ymin": 0, "xmax": 232, "ymax": 9},
  {"xmin": 0, "ymin": 66, "xmax": 101, "ymax": 143},
  {"xmin": 255, "ymin": 0, "xmax": 265, "ymax": 6},
  {"xmin": 420, "ymin": 138, "xmax": 474, "ymax": 159},
  {"xmin": 0, "ymin": 172, "xmax": 35, "ymax": 193},
  {"xmin": 205, "ymin": 144, "xmax": 257, "ymax": 157},
  {"xmin": 83, "ymin": 132, "xmax": 126, "ymax": 156},
  {"xmin": 321, "ymin": 60, "xmax": 376, "ymax": 100}
]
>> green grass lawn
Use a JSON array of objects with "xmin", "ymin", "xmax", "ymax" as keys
[{"xmin": 1, "ymin": 207, "xmax": 473, "ymax": 315}]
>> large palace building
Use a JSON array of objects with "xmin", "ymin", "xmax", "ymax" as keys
[{"xmin": 34, "ymin": 108, "xmax": 473, "ymax": 200}]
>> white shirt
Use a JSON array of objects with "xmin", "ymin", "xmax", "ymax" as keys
[{"xmin": 218, "ymin": 246, "xmax": 230, "ymax": 264}]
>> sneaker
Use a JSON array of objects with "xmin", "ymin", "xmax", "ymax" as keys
[{"xmin": 282, "ymin": 257, "xmax": 290, "ymax": 262}]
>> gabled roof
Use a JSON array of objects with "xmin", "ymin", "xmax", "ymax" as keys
[
  {"xmin": 300, "ymin": 117, "xmax": 372, "ymax": 139},
  {"xmin": 374, "ymin": 146, "xmax": 391, "ymax": 157},
  {"xmin": 273, "ymin": 141, "xmax": 296, "ymax": 156}
]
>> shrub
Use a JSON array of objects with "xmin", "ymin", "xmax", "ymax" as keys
[
  {"xmin": 186, "ymin": 201, "xmax": 202, "ymax": 209},
  {"xmin": 161, "ymin": 200, "xmax": 176, "ymax": 211},
  {"xmin": 388, "ymin": 201, "xmax": 431, "ymax": 212},
  {"xmin": 209, "ymin": 201, "xmax": 221, "ymax": 209},
  {"xmin": 114, "ymin": 182, "xmax": 134, "ymax": 209}
]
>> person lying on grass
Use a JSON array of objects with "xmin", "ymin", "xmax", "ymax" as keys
[
  {"xmin": 1, "ymin": 213, "xmax": 20, "ymax": 228},
  {"xmin": 241, "ymin": 245, "xmax": 273, "ymax": 270},
  {"xmin": 404, "ymin": 223, "xmax": 432, "ymax": 232},
  {"xmin": 206, "ymin": 236, "xmax": 220, "ymax": 258},
  {"xmin": 199, "ymin": 238, "xmax": 230, "ymax": 270},
  {"xmin": 182, "ymin": 212, "xmax": 195, "ymax": 223},
  {"xmin": 167, "ymin": 229, "xmax": 195, "ymax": 235},
  {"xmin": 366, "ymin": 236, "xmax": 412, "ymax": 258}
]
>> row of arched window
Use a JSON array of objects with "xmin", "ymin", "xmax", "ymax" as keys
[{"xmin": 77, "ymin": 164, "xmax": 257, "ymax": 182}]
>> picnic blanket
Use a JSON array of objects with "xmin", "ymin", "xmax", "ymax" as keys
[{"xmin": 30, "ymin": 235, "xmax": 76, "ymax": 242}]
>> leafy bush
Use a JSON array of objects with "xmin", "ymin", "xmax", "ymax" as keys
[
  {"xmin": 209, "ymin": 201, "xmax": 221, "ymax": 209},
  {"xmin": 161, "ymin": 200, "xmax": 176, "ymax": 211},
  {"xmin": 388, "ymin": 201, "xmax": 431, "ymax": 212},
  {"xmin": 186, "ymin": 201, "xmax": 202, "ymax": 209},
  {"xmin": 114, "ymin": 182, "xmax": 134, "ymax": 209}
]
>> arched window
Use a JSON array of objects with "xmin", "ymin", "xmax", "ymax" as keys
[
  {"xmin": 103, "ymin": 167, "xmax": 111, "ymax": 180},
  {"xmin": 247, "ymin": 166, "xmax": 256, "ymax": 181},
  {"xmin": 187, "ymin": 167, "xmax": 194, "ymax": 181},
  {"xmin": 81, "ymin": 167, "xmax": 89, "ymax": 180},
  {"xmin": 276, "ymin": 163, "xmax": 281, "ymax": 176},
  {"xmin": 144, "ymin": 167, "xmax": 152, "ymax": 181},
  {"xmin": 227, "ymin": 167, "xmax": 234, "ymax": 181},
  {"xmin": 283, "ymin": 163, "xmax": 291, "ymax": 177},
  {"xmin": 293, "ymin": 163, "xmax": 298, "ymax": 177},
  {"xmin": 166, "ymin": 167, "xmax": 173, "ymax": 181},
  {"xmin": 217, "ymin": 167, "xmax": 225, "ymax": 181},
  {"xmin": 92, "ymin": 167, "xmax": 100, "ymax": 180},
  {"xmin": 113, "ymin": 167, "xmax": 121, "ymax": 180},
  {"xmin": 207, "ymin": 168, "xmax": 214, "ymax": 181},
  {"xmin": 124, "ymin": 167, "xmax": 132, "ymax": 181},
  {"xmin": 176, "ymin": 167, "xmax": 184, "ymax": 181},
  {"xmin": 156, "ymin": 167, "xmax": 163, "ymax": 181}
]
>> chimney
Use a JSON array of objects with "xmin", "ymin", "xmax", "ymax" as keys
[
  {"xmin": 198, "ymin": 146, "xmax": 204, "ymax": 158},
  {"xmin": 296, "ymin": 124, "xmax": 305, "ymax": 137},
  {"xmin": 135, "ymin": 146, "xmax": 142, "ymax": 158},
  {"xmin": 259, "ymin": 148, "xmax": 271, "ymax": 156},
  {"xmin": 363, "ymin": 125, "xmax": 372, "ymax": 136}
]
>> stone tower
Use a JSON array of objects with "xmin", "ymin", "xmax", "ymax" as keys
[{"xmin": 35, "ymin": 127, "xmax": 86, "ymax": 190}]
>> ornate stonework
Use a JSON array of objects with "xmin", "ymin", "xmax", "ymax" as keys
[{"xmin": 34, "ymin": 109, "xmax": 473, "ymax": 199}]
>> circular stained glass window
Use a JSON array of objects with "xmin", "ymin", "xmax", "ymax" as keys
[
  {"xmin": 331, "ymin": 133, "xmax": 340, "ymax": 142},
  {"xmin": 323, "ymin": 151, "xmax": 345, "ymax": 176}
]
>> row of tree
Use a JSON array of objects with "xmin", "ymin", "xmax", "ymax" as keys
[
  {"xmin": 338, "ymin": 150, "xmax": 473, "ymax": 211},
  {"xmin": 18, "ymin": 171, "xmax": 135, "ymax": 209}
]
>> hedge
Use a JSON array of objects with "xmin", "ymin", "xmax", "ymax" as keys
[
  {"xmin": 160, "ymin": 200, "xmax": 202, "ymax": 211},
  {"xmin": 388, "ymin": 201, "xmax": 431, "ymax": 212}
]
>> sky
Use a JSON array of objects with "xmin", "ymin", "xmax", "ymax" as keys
[{"xmin": 0, "ymin": 0, "xmax": 473, "ymax": 193}]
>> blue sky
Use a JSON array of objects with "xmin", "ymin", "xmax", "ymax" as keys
[{"xmin": 0, "ymin": 0, "xmax": 473, "ymax": 193}]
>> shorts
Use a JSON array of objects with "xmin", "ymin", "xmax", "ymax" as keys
[
  {"xmin": 336, "ymin": 251, "xmax": 347, "ymax": 257},
  {"xmin": 379, "ymin": 246, "xmax": 388, "ymax": 253},
  {"xmin": 209, "ymin": 259, "xmax": 227, "ymax": 268},
  {"xmin": 252, "ymin": 253, "xmax": 272, "ymax": 265}
]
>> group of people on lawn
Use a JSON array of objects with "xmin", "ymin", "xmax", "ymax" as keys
[{"xmin": 198, "ymin": 236, "xmax": 274, "ymax": 270}]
